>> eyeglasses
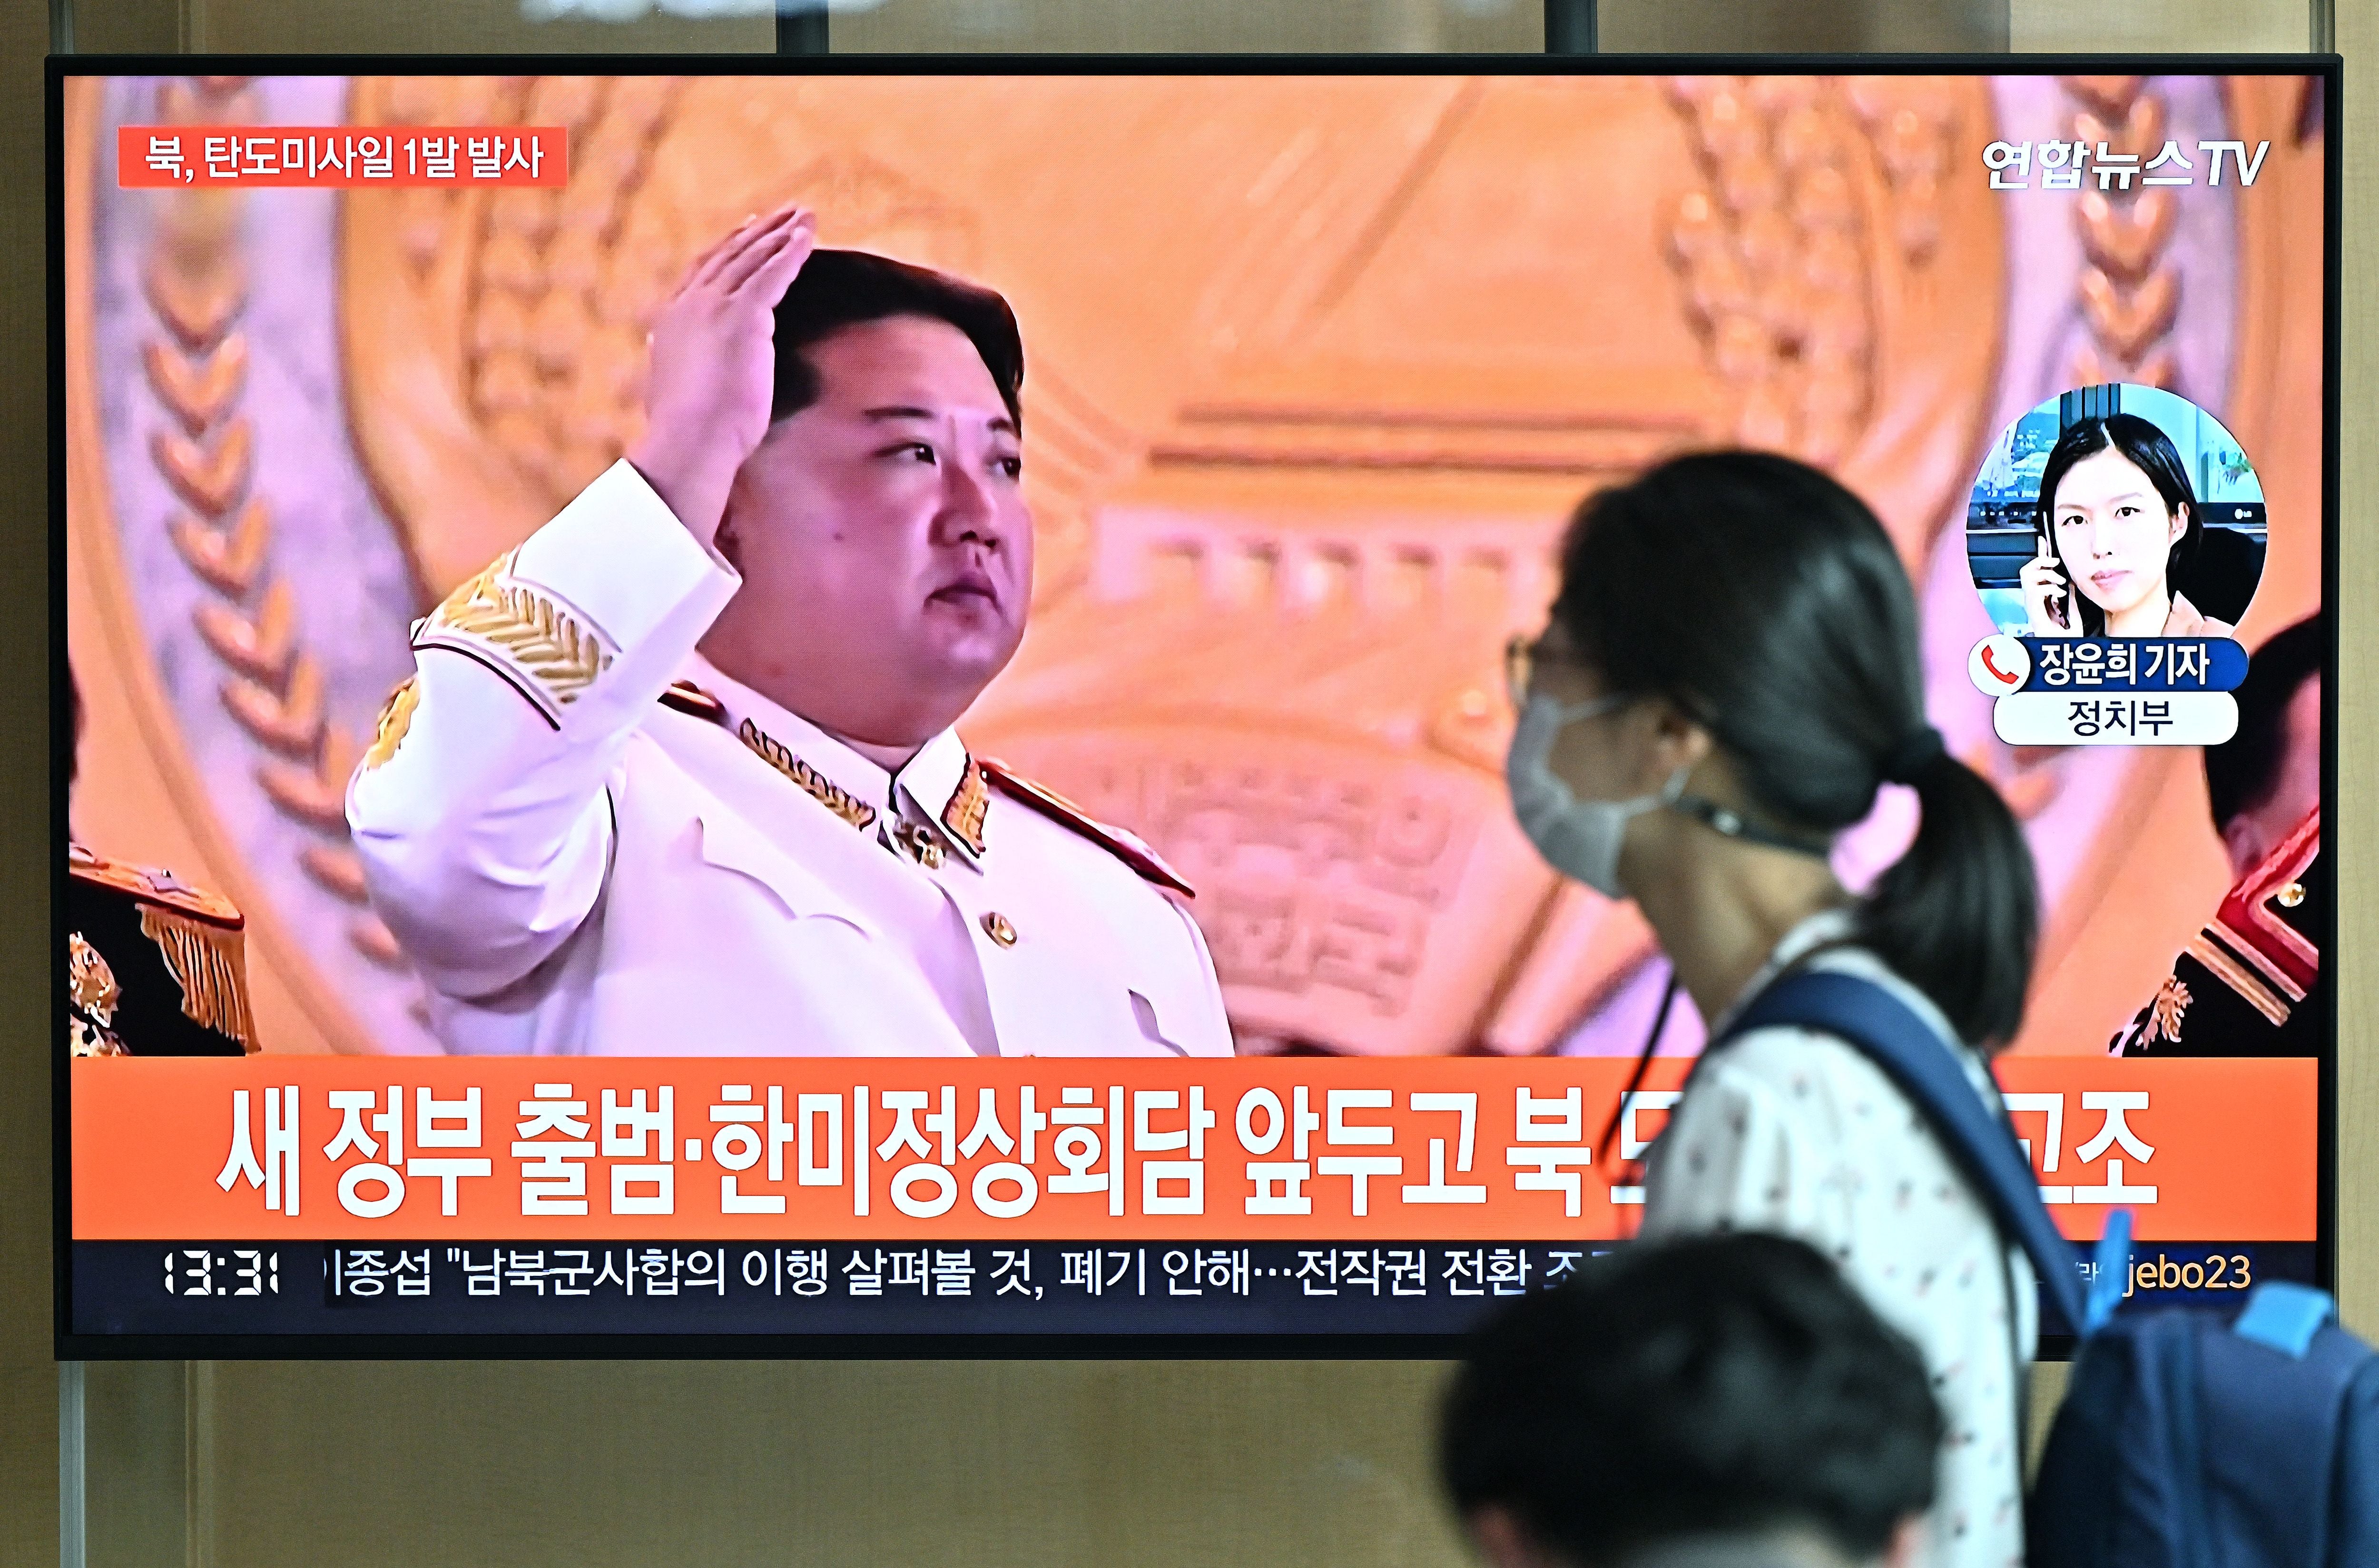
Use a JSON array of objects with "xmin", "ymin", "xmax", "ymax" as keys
[
  {"xmin": 1507, "ymin": 632, "xmax": 1635, "ymax": 724},
  {"xmin": 1506, "ymin": 633, "xmax": 1596, "ymax": 712},
  {"xmin": 1504, "ymin": 633, "xmax": 1542, "ymax": 712}
]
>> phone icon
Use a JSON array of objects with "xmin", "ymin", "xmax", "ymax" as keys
[{"xmin": 1967, "ymin": 635, "xmax": 2030, "ymax": 696}]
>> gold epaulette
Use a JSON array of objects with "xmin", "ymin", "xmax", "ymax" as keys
[
  {"xmin": 68, "ymin": 844, "xmax": 244, "ymax": 929},
  {"xmin": 66, "ymin": 844, "xmax": 256, "ymax": 1052},
  {"xmin": 977, "ymin": 757, "xmax": 1195, "ymax": 898}
]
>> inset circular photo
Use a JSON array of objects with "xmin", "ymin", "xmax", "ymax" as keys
[{"xmin": 1964, "ymin": 384, "xmax": 2266, "ymax": 640}]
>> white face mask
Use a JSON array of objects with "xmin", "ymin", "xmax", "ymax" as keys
[{"xmin": 1504, "ymin": 691, "xmax": 1690, "ymax": 898}]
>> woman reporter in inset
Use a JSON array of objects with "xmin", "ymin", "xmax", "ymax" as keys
[
  {"xmin": 1504, "ymin": 452, "xmax": 2040, "ymax": 1568},
  {"xmin": 2018, "ymin": 412, "xmax": 2232, "ymax": 638}
]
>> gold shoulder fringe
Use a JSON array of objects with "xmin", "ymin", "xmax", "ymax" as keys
[{"xmin": 139, "ymin": 906, "xmax": 259, "ymax": 1052}]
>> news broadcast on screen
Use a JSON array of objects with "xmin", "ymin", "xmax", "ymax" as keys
[{"xmin": 53, "ymin": 60, "xmax": 2336, "ymax": 1353}]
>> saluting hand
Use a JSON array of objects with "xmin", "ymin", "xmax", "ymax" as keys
[{"xmin": 626, "ymin": 202, "xmax": 818, "ymax": 549}]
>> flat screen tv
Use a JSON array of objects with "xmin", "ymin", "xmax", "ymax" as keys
[{"xmin": 54, "ymin": 55, "xmax": 2338, "ymax": 1355}]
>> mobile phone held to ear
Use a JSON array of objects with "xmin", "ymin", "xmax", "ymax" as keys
[{"xmin": 2025, "ymin": 534, "xmax": 2071, "ymax": 633}]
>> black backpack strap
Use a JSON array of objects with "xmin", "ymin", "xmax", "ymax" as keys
[{"xmin": 1719, "ymin": 970, "xmax": 2087, "ymax": 1335}]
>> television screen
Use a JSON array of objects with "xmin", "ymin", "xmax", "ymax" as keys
[{"xmin": 56, "ymin": 59, "xmax": 2336, "ymax": 1353}]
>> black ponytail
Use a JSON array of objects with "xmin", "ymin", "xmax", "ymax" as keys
[
  {"xmin": 1550, "ymin": 451, "xmax": 2039, "ymax": 1051},
  {"xmin": 1861, "ymin": 749, "xmax": 2038, "ymax": 1050}
]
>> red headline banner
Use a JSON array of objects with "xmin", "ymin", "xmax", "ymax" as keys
[
  {"xmin": 71, "ymin": 1056, "xmax": 2314, "ymax": 1244},
  {"xmin": 117, "ymin": 126, "xmax": 568, "ymax": 187}
]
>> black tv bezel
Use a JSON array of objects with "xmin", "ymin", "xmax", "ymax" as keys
[{"xmin": 50, "ymin": 50, "xmax": 2344, "ymax": 1362}]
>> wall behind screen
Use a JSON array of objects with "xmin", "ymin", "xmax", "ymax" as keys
[
  {"xmin": 2333, "ymin": 0, "xmax": 2379, "ymax": 1381},
  {"xmin": 3, "ymin": 4, "xmax": 2373, "ymax": 1568},
  {"xmin": 66, "ymin": 0, "xmax": 2315, "ymax": 58},
  {"xmin": 2, "ymin": 0, "xmax": 57, "ymax": 1562}
]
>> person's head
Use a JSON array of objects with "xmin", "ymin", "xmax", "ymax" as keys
[
  {"xmin": 702, "ymin": 249, "xmax": 1030, "ymax": 750},
  {"xmin": 1518, "ymin": 451, "xmax": 2038, "ymax": 1050},
  {"xmin": 2034, "ymin": 413, "xmax": 2198, "ymax": 637},
  {"xmin": 1441, "ymin": 1234, "xmax": 1942, "ymax": 1568},
  {"xmin": 2205, "ymin": 614, "xmax": 2322, "ymax": 877}
]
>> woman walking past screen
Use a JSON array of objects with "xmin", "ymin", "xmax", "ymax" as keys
[{"xmin": 1504, "ymin": 452, "xmax": 2042, "ymax": 1568}]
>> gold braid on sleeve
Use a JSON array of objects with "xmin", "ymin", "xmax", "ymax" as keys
[{"xmin": 423, "ymin": 551, "xmax": 615, "ymax": 716}]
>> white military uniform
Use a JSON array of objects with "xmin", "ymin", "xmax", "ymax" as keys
[{"xmin": 347, "ymin": 460, "xmax": 1233, "ymax": 1058}]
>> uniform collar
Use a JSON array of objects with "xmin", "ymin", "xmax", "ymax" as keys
[{"xmin": 679, "ymin": 653, "xmax": 985, "ymax": 864}]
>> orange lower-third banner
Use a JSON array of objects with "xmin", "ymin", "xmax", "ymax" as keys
[{"xmin": 71, "ymin": 1055, "xmax": 2316, "ymax": 1244}]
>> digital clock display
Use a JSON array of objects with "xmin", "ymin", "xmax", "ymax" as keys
[{"xmin": 162, "ymin": 1249, "xmax": 278, "ymax": 1297}]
